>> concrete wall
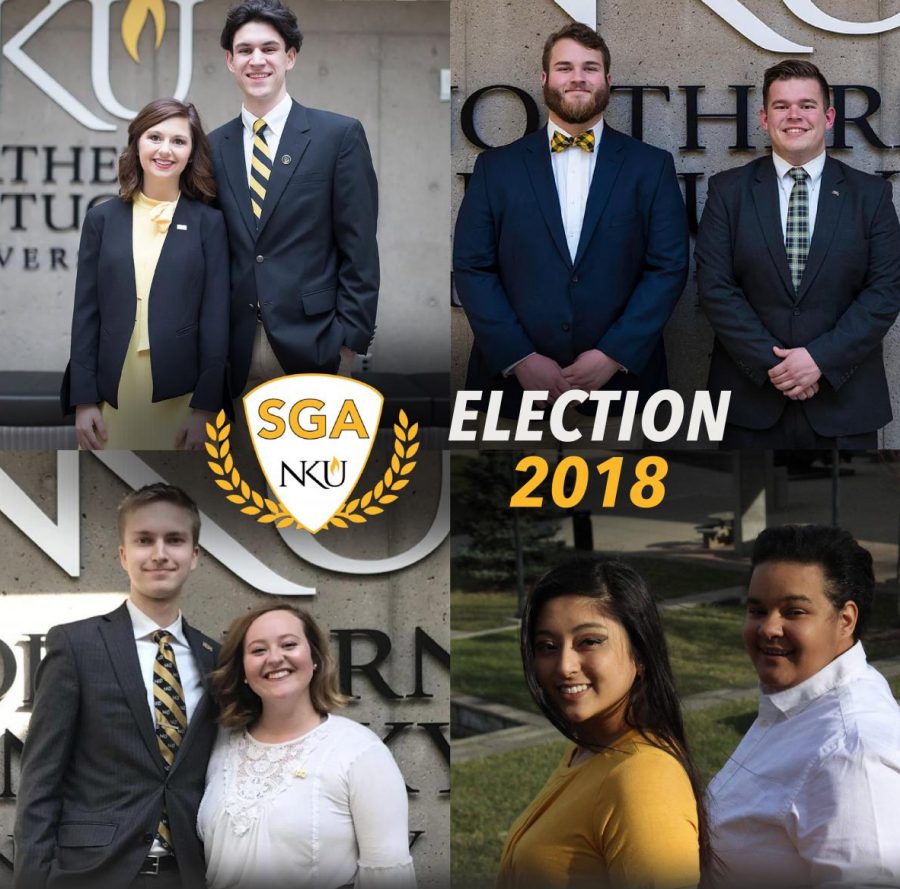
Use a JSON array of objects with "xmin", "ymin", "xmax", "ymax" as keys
[
  {"xmin": 0, "ymin": 448, "xmax": 450, "ymax": 885},
  {"xmin": 0, "ymin": 0, "xmax": 450, "ymax": 376},
  {"xmin": 451, "ymin": 0, "xmax": 900, "ymax": 446}
]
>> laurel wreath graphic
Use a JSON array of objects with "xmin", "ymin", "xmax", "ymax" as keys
[{"xmin": 205, "ymin": 409, "xmax": 419, "ymax": 532}]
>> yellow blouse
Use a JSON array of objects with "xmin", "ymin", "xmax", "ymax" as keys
[
  {"xmin": 497, "ymin": 731, "xmax": 700, "ymax": 889},
  {"xmin": 100, "ymin": 192, "xmax": 192, "ymax": 449}
]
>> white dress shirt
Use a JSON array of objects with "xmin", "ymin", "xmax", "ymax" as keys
[
  {"xmin": 503, "ymin": 119, "xmax": 604, "ymax": 376},
  {"xmin": 198, "ymin": 715, "xmax": 416, "ymax": 889},
  {"xmin": 127, "ymin": 599, "xmax": 205, "ymax": 857},
  {"xmin": 708, "ymin": 642, "xmax": 900, "ymax": 887},
  {"xmin": 240, "ymin": 93, "xmax": 293, "ymax": 181},
  {"xmin": 548, "ymin": 119, "xmax": 604, "ymax": 263},
  {"xmin": 772, "ymin": 149, "xmax": 826, "ymax": 241}
]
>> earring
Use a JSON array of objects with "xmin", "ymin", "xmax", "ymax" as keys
[
  {"xmin": 243, "ymin": 678, "xmax": 248, "ymax": 684},
  {"xmin": 313, "ymin": 663, "xmax": 318, "ymax": 671}
]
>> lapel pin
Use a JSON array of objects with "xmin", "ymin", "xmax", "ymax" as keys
[
  {"xmin": 832, "ymin": 190, "xmax": 840, "ymax": 196},
  {"xmin": 281, "ymin": 154, "xmax": 292, "ymax": 165},
  {"xmin": 202, "ymin": 641, "xmax": 213, "ymax": 651},
  {"xmin": 176, "ymin": 224, "xmax": 187, "ymax": 230}
]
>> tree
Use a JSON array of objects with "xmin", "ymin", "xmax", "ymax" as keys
[{"xmin": 453, "ymin": 452, "xmax": 562, "ymax": 589}]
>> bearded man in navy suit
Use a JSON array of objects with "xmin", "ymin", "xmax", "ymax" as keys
[{"xmin": 453, "ymin": 23, "xmax": 689, "ymax": 423}]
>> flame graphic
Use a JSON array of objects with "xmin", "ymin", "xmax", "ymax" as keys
[
  {"xmin": 121, "ymin": 0, "xmax": 166, "ymax": 63},
  {"xmin": 329, "ymin": 456, "xmax": 340, "ymax": 474}
]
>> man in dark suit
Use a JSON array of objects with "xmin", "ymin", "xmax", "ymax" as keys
[
  {"xmin": 453, "ymin": 23, "xmax": 688, "ymax": 424},
  {"xmin": 210, "ymin": 0, "xmax": 379, "ymax": 394},
  {"xmin": 13, "ymin": 485, "xmax": 219, "ymax": 889},
  {"xmin": 696, "ymin": 59, "xmax": 900, "ymax": 448}
]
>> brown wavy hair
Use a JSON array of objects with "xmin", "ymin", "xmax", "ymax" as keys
[
  {"xmin": 118, "ymin": 98, "xmax": 216, "ymax": 204},
  {"xmin": 209, "ymin": 603, "xmax": 348, "ymax": 729}
]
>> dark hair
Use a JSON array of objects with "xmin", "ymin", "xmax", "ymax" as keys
[
  {"xmin": 751, "ymin": 524, "xmax": 873, "ymax": 640},
  {"xmin": 118, "ymin": 99, "xmax": 216, "ymax": 204},
  {"xmin": 220, "ymin": 0, "xmax": 302, "ymax": 53},
  {"xmin": 209, "ymin": 603, "xmax": 347, "ymax": 729},
  {"xmin": 763, "ymin": 59, "xmax": 830, "ymax": 109},
  {"xmin": 541, "ymin": 22, "xmax": 610, "ymax": 74},
  {"xmin": 521, "ymin": 557, "xmax": 714, "ymax": 877},
  {"xmin": 117, "ymin": 483, "xmax": 201, "ymax": 544}
]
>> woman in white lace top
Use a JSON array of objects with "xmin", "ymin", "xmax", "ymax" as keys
[{"xmin": 198, "ymin": 604, "xmax": 416, "ymax": 889}]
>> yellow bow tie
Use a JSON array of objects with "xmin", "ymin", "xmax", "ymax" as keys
[{"xmin": 551, "ymin": 130, "xmax": 595, "ymax": 153}]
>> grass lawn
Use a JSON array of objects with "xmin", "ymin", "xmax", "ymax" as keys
[
  {"xmin": 451, "ymin": 697, "xmax": 760, "ymax": 888},
  {"xmin": 452, "ymin": 554, "xmax": 745, "ymax": 605},
  {"xmin": 452, "ymin": 592, "xmax": 521, "ymax": 633},
  {"xmin": 453, "ymin": 630, "xmax": 536, "ymax": 715},
  {"xmin": 665, "ymin": 604, "xmax": 758, "ymax": 695}
]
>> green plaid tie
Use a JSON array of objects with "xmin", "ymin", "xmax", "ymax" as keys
[
  {"xmin": 152, "ymin": 630, "xmax": 187, "ymax": 852},
  {"xmin": 250, "ymin": 118, "xmax": 272, "ymax": 224},
  {"xmin": 785, "ymin": 167, "xmax": 809, "ymax": 291}
]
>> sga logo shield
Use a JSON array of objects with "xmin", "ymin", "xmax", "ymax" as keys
[{"xmin": 243, "ymin": 375, "xmax": 384, "ymax": 532}]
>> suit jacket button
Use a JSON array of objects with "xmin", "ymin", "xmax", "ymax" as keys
[
  {"xmin": 143, "ymin": 833, "xmax": 153, "ymax": 843},
  {"xmin": 571, "ymin": 274, "xmax": 579, "ymax": 283},
  {"xmin": 561, "ymin": 323, "xmax": 571, "ymax": 332},
  {"xmin": 256, "ymin": 255, "xmax": 264, "ymax": 263},
  {"xmin": 793, "ymin": 309, "xmax": 800, "ymax": 316}
]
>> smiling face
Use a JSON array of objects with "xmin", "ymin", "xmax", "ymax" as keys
[
  {"xmin": 119, "ymin": 502, "xmax": 199, "ymax": 611},
  {"xmin": 137, "ymin": 115, "xmax": 192, "ymax": 198},
  {"xmin": 743, "ymin": 561, "xmax": 857, "ymax": 692},
  {"xmin": 541, "ymin": 37, "xmax": 611, "ymax": 131},
  {"xmin": 533, "ymin": 595, "xmax": 637, "ymax": 745},
  {"xmin": 226, "ymin": 21, "xmax": 296, "ymax": 116},
  {"xmin": 242, "ymin": 609, "xmax": 317, "ymax": 711},
  {"xmin": 761, "ymin": 77, "xmax": 835, "ymax": 166}
]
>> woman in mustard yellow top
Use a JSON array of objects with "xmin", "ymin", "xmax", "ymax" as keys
[
  {"xmin": 61, "ymin": 98, "xmax": 229, "ymax": 450},
  {"xmin": 498, "ymin": 558, "xmax": 712, "ymax": 889}
]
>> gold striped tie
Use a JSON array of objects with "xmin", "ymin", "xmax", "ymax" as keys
[
  {"xmin": 250, "ymin": 118, "xmax": 273, "ymax": 223},
  {"xmin": 152, "ymin": 630, "xmax": 187, "ymax": 852}
]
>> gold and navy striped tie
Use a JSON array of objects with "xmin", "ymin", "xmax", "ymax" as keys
[
  {"xmin": 152, "ymin": 630, "xmax": 187, "ymax": 852},
  {"xmin": 250, "ymin": 118, "xmax": 272, "ymax": 223}
]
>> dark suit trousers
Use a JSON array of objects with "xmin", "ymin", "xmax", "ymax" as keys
[{"xmin": 722, "ymin": 401, "xmax": 877, "ymax": 449}]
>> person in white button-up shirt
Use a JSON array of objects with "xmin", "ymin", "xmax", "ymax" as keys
[{"xmin": 708, "ymin": 524, "xmax": 900, "ymax": 887}]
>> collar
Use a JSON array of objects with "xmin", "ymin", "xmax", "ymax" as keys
[
  {"xmin": 241, "ymin": 93, "xmax": 293, "ymax": 139},
  {"xmin": 546, "ymin": 117, "xmax": 604, "ymax": 149},
  {"xmin": 758, "ymin": 641, "xmax": 868, "ymax": 721},
  {"xmin": 771, "ymin": 149, "xmax": 826, "ymax": 186},
  {"xmin": 126, "ymin": 598, "xmax": 188, "ymax": 648}
]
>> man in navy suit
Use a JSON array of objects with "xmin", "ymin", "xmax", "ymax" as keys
[
  {"xmin": 453, "ymin": 23, "xmax": 688, "ymax": 423},
  {"xmin": 210, "ymin": 0, "xmax": 379, "ymax": 394},
  {"xmin": 696, "ymin": 59, "xmax": 900, "ymax": 448}
]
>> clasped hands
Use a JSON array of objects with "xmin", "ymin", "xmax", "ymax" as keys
[
  {"xmin": 74, "ymin": 404, "xmax": 213, "ymax": 450},
  {"xmin": 768, "ymin": 346, "xmax": 821, "ymax": 401},
  {"xmin": 513, "ymin": 349, "xmax": 621, "ymax": 405}
]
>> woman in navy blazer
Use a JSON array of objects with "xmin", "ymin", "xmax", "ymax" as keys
[{"xmin": 62, "ymin": 98, "xmax": 230, "ymax": 450}]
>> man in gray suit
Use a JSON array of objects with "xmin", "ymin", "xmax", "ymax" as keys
[
  {"xmin": 210, "ymin": 0, "xmax": 379, "ymax": 393},
  {"xmin": 13, "ymin": 485, "xmax": 219, "ymax": 889}
]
